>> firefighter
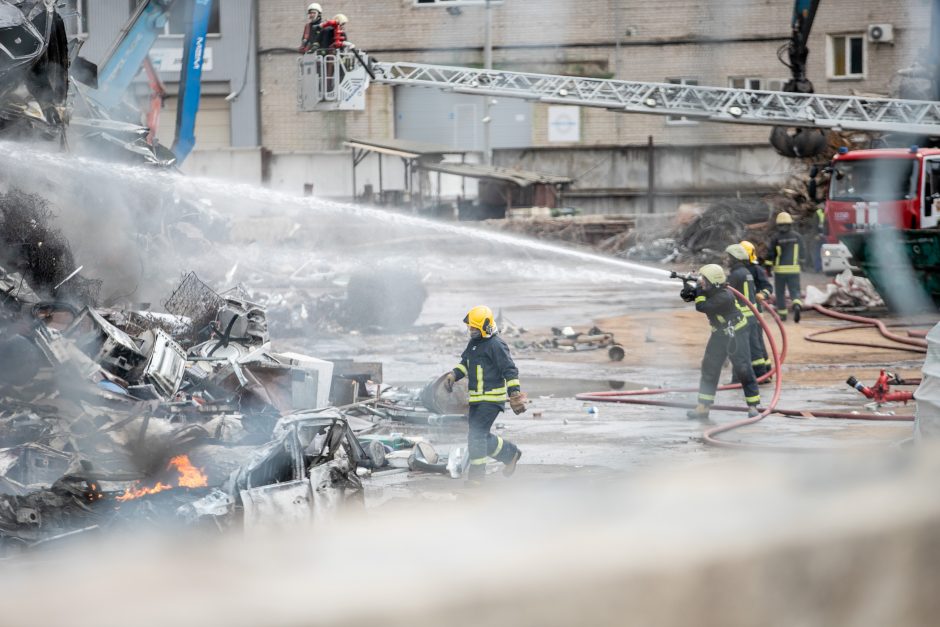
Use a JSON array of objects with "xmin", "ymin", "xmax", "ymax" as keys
[
  {"xmin": 725, "ymin": 244, "xmax": 769, "ymax": 381},
  {"xmin": 442, "ymin": 305, "xmax": 526, "ymax": 484},
  {"xmin": 740, "ymin": 240, "xmax": 773, "ymax": 378},
  {"xmin": 298, "ymin": 3, "xmax": 323, "ymax": 54},
  {"xmin": 318, "ymin": 13, "xmax": 349, "ymax": 51},
  {"xmin": 764, "ymin": 212, "xmax": 807, "ymax": 322},
  {"xmin": 681, "ymin": 264, "xmax": 761, "ymax": 420}
]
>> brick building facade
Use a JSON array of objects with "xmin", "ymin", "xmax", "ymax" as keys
[{"xmin": 259, "ymin": 0, "xmax": 929, "ymax": 152}]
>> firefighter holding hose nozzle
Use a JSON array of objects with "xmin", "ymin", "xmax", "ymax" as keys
[{"xmin": 677, "ymin": 265, "xmax": 761, "ymax": 420}]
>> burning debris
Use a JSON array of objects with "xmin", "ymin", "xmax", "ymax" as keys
[{"xmin": 0, "ymin": 252, "xmax": 471, "ymax": 553}]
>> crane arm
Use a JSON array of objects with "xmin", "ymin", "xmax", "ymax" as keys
[
  {"xmin": 90, "ymin": 0, "xmax": 177, "ymax": 110},
  {"xmin": 371, "ymin": 60, "xmax": 940, "ymax": 136}
]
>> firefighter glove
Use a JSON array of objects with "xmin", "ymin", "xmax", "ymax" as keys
[
  {"xmin": 509, "ymin": 391, "xmax": 528, "ymax": 415},
  {"xmin": 443, "ymin": 372, "xmax": 456, "ymax": 393},
  {"xmin": 680, "ymin": 285, "xmax": 696, "ymax": 302}
]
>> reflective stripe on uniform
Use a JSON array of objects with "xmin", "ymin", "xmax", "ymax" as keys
[
  {"xmin": 506, "ymin": 378, "xmax": 520, "ymax": 388},
  {"xmin": 695, "ymin": 295, "xmax": 706, "ymax": 303},
  {"xmin": 476, "ymin": 365, "xmax": 484, "ymax": 395},
  {"xmin": 699, "ymin": 394, "xmax": 715, "ymax": 401},
  {"xmin": 792, "ymin": 298, "xmax": 803, "ymax": 306},
  {"xmin": 774, "ymin": 264, "xmax": 800, "ymax": 274},
  {"xmin": 745, "ymin": 395, "xmax": 761, "ymax": 404},
  {"xmin": 470, "ymin": 457, "xmax": 488, "ymax": 466},
  {"xmin": 491, "ymin": 435, "xmax": 504, "ymax": 458},
  {"xmin": 469, "ymin": 392, "xmax": 509, "ymax": 402},
  {"xmin": 732, "ymin": 318, "xmax": 748, "ymax": 331},
  {"xmin": 752, "ymin": 357, "xmax": 769, "ymax": 366},
  {"xmin": 455, "ymin": 364, "xmax": 467, "ymax": 375}
]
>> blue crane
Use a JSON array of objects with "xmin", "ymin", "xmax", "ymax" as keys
[{"xmin": 86, "ymin": 0, "xmax": 213, "ymax": 163}]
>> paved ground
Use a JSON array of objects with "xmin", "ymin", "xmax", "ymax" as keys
[{"xmin": 277, "ymin": 267, "xmax": 926, "ymax": 500}]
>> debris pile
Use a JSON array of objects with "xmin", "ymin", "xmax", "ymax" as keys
[
  {"xmin": 0, "ymin": 261, "xmax": 398, "ymax": 551},
  {"xmin": 484, "ymin": 216, "xmax": 636, "ymax": 248},
  {"xmin": 804, "ymin": 269, "xmax": 885, "ymax": 309}
]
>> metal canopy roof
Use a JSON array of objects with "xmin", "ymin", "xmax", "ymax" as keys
[
  {"xmin": 417, "ymin": 161, "xmax": 572, "ymax": 187},
  {"xmin": 345, "ymin": 138, "xmax": 466, "ymax": 159}
]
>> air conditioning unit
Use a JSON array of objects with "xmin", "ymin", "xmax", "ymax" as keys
[{"xmin": 867, "ymin": 24, "xmax": 894, "ymax": 43}]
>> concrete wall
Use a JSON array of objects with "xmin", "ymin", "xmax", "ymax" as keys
[
  {"xmin": 257, "ymin": 0, "xmax": 930, "ymax": 152},
  {"xmin": 498, "ymin": 143, "xmax": 793, "ymax": 213},
  {"xmin": 182, "ymin": 147, "xmax": 264, "ymax": 185}
]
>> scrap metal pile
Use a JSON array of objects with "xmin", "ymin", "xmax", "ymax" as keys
[{"xmin": 0, "ymin": 261, "xmax": 393, "ymax": 551}]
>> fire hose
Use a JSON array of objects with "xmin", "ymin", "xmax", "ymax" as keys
[
  {"xmin": 805, "ymin": 323, "xmax": 926, "ymax": 354},
  {"xmin": 809, "ymin": 304, "xmax": 929, "ymax": 350},
  {"xmin": 576, "ymin": 288, "xmax": 915, "ymax": 451}
]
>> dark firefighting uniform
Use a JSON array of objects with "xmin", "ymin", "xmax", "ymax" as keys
[
  {"xmin": 693, "ymin": 284, "xmax": 761, "ymax": 409},
  {"xmin": 451, "ymin": 334, "xmax": 521, "ymax": 478},
  {"xmin": 765, "ymin": 227, "xmax": 807, "ymax": 319},
  {"xmin": 299, "ymin": 17, "xmax": 322, "ymax": 53},
  {"xmin": 727, "ymin": 261, "xmax": 769, "ymax": 381},
  {"xmin": 746, "ymin": 260, "xmax": 773, "ymax": 376}
]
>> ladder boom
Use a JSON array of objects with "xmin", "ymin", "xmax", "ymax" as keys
[{"xmin": 372, "ymin": 61, "xmax": 940, "ymax": 136}]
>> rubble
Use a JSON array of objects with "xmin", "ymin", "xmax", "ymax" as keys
[
  {"xmin": 0, "ymin": 256, "xmax": 481, "ymax": 552},
  {"xmin": 804, "ymin": 269, "xmax": 885, "ymax": 309}
]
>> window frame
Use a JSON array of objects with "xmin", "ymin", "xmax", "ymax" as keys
[
  {"xmin": 728, "ymin": 77, "xmax": 763, "ymax": 91},
  {"xmin": 413, "ymin": 1, "xmax": 505, "ymax": 6},
  {"xmin": 129, "ymin": 0, "xmax": 222, "ymax": 37},
  {"xmin": 827, "ymin": 33, "xmax": 866, "ymax": 80},
  {"xmin": 665, "ymin": 77, "xmax": 700, "ymax": 126}
]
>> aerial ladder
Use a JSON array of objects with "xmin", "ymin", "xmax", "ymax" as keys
[
  {"xmin": 301, "ymin": 53, "xmax": 940, "ymax": 139},
  {"xmin": 77, "ymin": 0, "xmax": 213, "ymax": 162}
]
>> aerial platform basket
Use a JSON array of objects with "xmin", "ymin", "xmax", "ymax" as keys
[{"xmin": 298, "ymin": 51, "xmax": 371, "ymax": 111}]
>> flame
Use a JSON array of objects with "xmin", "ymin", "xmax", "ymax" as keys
[
  {"xmin": 116, "ymin": 482, "xmax": 173, "ymax": 502},
  {"xmin": 115, "ymin": 455, "xmax": 208, "ymax": 501},
  {"xmin": 168, "ymin": 455, "xmax": 208, "ymax": 488}
]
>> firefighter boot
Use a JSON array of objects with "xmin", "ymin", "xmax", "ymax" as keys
[
  {"xmin": 747, "ymin": 405, "xmax": 761, "ymax": 418},
  {"xmin": 503, "ymin": 449, "xmax": 522, "ymax": 477},
  {"xmin": 686, "ymin": 404, "xmax": 710, "ymax": 420},
  {"xmin": 792, "ymin": 303, "xmax": 802, "ymax": 323}
]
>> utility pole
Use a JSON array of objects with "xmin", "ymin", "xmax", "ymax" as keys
[{"xmin": 482, "ymin": 0, "xmax": 493, "ymax": 164}]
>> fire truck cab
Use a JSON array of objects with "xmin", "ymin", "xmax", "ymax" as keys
[{"xmin": 821, "ymin": 146, "xmax": 940, "ymax": 273}]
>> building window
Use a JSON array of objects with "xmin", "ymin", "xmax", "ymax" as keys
[
  {"xmin": 414, "ymin": 1, "xmax": 504, "ymax": 6},
  {"xmin": 129, "ymin": 0, "xmax": 221, "ymax": 36},
  {"xmin": 62, "ymin": 0, "xmax": 89, "ymax": 38},
  {"xmin": 666, "ymin": 78, "xmax": 699, "ymax": 125},
  {"xmin": 729, "ymin": 77, "xmax": 762, "ymax": 90},
  {"xmin": 828, "ymin": 34, "xmax": 865, "ymax": 78}
]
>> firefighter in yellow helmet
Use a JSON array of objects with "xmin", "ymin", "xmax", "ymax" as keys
[
  {"xmin": 442, "ymin": 305, "xmax": 525, "ymax": 483},
  {"xmin": 739, "ymin": 240, "xmax": 773, "ymax": 378},
  {"xmin": 764, "ymin": 212, "xmax": 808, "ymax": 322},
  {"xmin": 680, "ymin": 264, "xmax": 761, "ymax": 420}
]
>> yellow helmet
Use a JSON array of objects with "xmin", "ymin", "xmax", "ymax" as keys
[
  {"xmin": 464, "ymin": 305, "xmax": 497, "ymax": 338},
  {"xmin": 740, "ymin": 240, "xmax": 757, "ymax": 263},
  {"xmin": 775, "ymin": 212, "xmax": 794, "ymax": 225},
  {"xmin": 698, "ymin": 264, "xmax": 726, "ymax": 287},
  {"xmin": 725, "ymin": 243, "xmax": 749, "ymax": 261}
]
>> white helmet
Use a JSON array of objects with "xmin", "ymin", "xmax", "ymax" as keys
[
  {"xmin": 333, "ymin": 13, "xmax": 348, "ymax": 25},
  {"xmin": 307, "ymin": 3, "xmax": 322, "ymax": 15}
]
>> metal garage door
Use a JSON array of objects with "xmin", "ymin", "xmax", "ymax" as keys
[
  {"xmin": 394, "ymin": 86, "xmax": 532, "ymax": 151},
  {"xmin": 155, "ymin": 94, "xmax": 232, "ymax": 150}
]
